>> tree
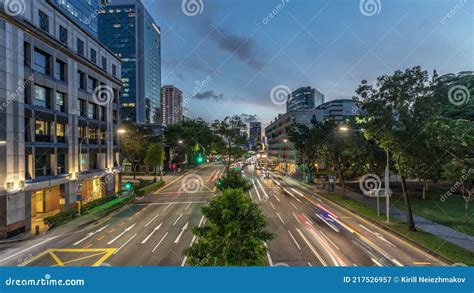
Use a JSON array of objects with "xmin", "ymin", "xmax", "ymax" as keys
[
  {"xmin": 184, "ymin": 188, "xmax": 273, "ymax": 266},
  {"xmin": 144, "ymin": 144, "xmax": 165, "ymax": 180},
  {"xmin": 354, "ymin": 66, "xmax": 437, "ymax": 231},
  {"xmin": 216, "ymin": 170, "xmax": 251, "ymax": 192},
  {"xmin": 211, "ymin": 116, "xmax": 248, "ymax": 173},
  {"xmin": 120, "ymin": 122, "xmax": 150, "ymax": 180}
]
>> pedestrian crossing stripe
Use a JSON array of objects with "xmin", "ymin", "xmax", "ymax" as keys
[{"xmin": 19, "ymin": 248, "xmax": 117, "ymax": 267}]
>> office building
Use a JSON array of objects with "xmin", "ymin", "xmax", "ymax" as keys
[
  {"xmin": 315, "ymin": 99, "xmax": 359, "ymax": 123},
  {"xmin": 286, "ymin": 86, "xmax": 324, "ymax": 112},
  {"xmin": 161, "ymin": 85, "xmax": 183, "ymax": 126},
  {"xmin": 99, "ymin": 0, "xmax": 161, "ymax": 124},
  {"xmin": 0, "ymin": 0, "xmax": 122, "ymax": 238},
  {"xmin": 249, "ymin": 121, "xmax": 262, "ymax": 148},
  {"xmin": 52, "ymin": 0, "xmax": 103, "ymax": 37}
]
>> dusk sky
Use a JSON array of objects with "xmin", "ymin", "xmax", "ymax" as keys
[{"xmin": 138, "ymin": 0, "xmax": 472, "ymax": 127}]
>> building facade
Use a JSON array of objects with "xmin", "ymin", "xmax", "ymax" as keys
[
  {"xmin": 98, "ymin": 0, "xmax": 161, "ymax": 124},
  {"xmin": 0, "ymin": 0, "xmax": 122, "ymax": 238},
  {"xmin": 249, "ymin": 121, "xmax": 261, "ymax": 148},
  {"xmin": 315, "ymin": 99, "xmax": 359, "ymax": 123},
  {"xmin": 286, "ymin": 86, "xmax": 324, "ymax": 112},
  {"xmin": 160, "ymin": 85, "xmax": 183, "ymax": 126},
  {"xmin": 52, "ymin": 0, "xmax": 102, "ymax": 37}
]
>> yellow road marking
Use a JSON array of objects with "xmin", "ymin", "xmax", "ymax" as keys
[
  {"xmin": 20, "ymin": 248, "xmax": 117, "ymax": 267},
  {"xmin": 83, "ymin": 244, "xmax": 92, "ymax": 249},
  {"xmin": 413, "ymin": 261, "xmax": 432, "ymax": 265}
]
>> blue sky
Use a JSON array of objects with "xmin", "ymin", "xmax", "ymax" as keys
[{"xmin": 140, "ymin": 0, "xmax": 472, "ymax": 127}]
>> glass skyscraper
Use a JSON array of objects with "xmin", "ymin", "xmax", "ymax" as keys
[
  {"xmin": 52, "ymin": 0, "xmax": 102, "ymax": 36},
  {"xmin": 98, "ymin": 0, "xmax": 161, "ymax": 124}
]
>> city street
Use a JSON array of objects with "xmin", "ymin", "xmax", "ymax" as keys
[
  {"xmin": 0, "ymin": 163, "xmax": 447, "ymax": 267},
  {"xmin": 0, "ymin": 164, "xmax": 223, "ymax": 267}
]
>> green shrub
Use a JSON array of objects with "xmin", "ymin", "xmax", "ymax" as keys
[
  {"xmin": 217, "ymin": 170, "xmax": 251, "ymax": 192},
  {"xmin": 43, "ymin": 207, "xmax": 78, "ymax": 228}
]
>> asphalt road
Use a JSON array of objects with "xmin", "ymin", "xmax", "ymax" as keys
[
  {"xmin": 242, "ymin": 164, "xmax": 447, "ymax": 267},
  {"xmin": 0, "ymin": 162, "xmax": 447, "ymax": 267},
  {"xmin": 0, "ymin": 163, "xmax": 223, "ymax": 267}
]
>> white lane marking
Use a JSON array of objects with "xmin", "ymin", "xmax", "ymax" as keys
[
  {"xmin": 251, "ymin": 179, "xmax": 262, "ymax": 202},
  {"xmin": 198, "ymin": 215, "xmax": 205, "ymax": 227},
  {"xmin": 392, "ymin": 258, "xmax": 404, "ymax": 267},
  {"xmin": 145, "ymin": 214, "xmax": 160, "ymax": 227},
  {"xmin": 316, "ymin": 198, "xmax": 323, "ymax": 203},
  {"xmin": 257, "ymin": 179, "xmax": 269, "ymax": 200},
  {"xmin": 307, "ymin": 262, "xmax": 312, "ymax": 266},
  {"xmin": 371, "ymin": 258, "xmax": 383, "ymax": 266},
  {"xmin": 163, "ymin": 203, "xmax": 172, "ymax": 211},
  {"xmin": 107, "ymin": 223, "xmax": 136, "ymax": 245},
  {"xmin": 319, "ymin": 230, "xmax": 340, "ymax": 250},
  {"xmin": 114, "ymin": 233, "xmax": 137, "ymax": 254},
  {"xmin": 358, "ymin": 224, "xmax": 395, "ymax": 247},
  {"xmin": 272, "ymin": 179, "xmax": 281, "ymax": 186},
  {"xmin": 173, "ymin": 213, "xmax": 183, "ymax": 226},
  {"xmin": 288, "ymin": 230, "xmax": 301, "ymax": 250},
  {"xmin": 264, "ymin": 242, "xmax": 273, "ymax": 266},
  {"xmin": 181, "ymin": 235, "xmax": 198, "ymax": 267},
  {"xmin": 283, "ymin": 188, "xmax": 302, "ymax": 203},
  {"xmin": 0, "ymin": 236, "xmax": 59, "ymax": 263},
  {"xmin": 276, "ymin": 212, "xmax": 285, "ymax": 224},
  {"xmin": 141, "ymin": 223, "xmax": 163, "ymax": 244},
  {"xmin": 73, "ymin": 224, "xmax": 110, "ymax": 246},
  {"xmin": 315, "ymin": 214, "xmax": 339, "ymax": 232},
  {"xmin": 174, "ymin": 222, "xmax": 189, "ymax": 244},
  {"xmin": 290, "ymin": 202, "xmax": 299, "ymax": 210},
  {"xmin": 295, "ymin": 228, "xmax": 327, "ymax": 266},
  {"xmin": 269, "ymin": 201, "xmax": 276, "ymax": 210},
  {"xmin": 291, "ymin": 188, "xmax": 305, "ymax": 197},
  {"xmin": 185, "ymin": 202, "xmax": 192, "ymax": 211},
  {"xmin": 302, "ymin": 214, "xmax": 314, "ymax": 225},
  {"xmin": 152, "ymin": 232, "xmax": 169, "ymax": 252},
  {"xmin": 273, "ymin": 193, "xmax": 281, "ymax": 202}
]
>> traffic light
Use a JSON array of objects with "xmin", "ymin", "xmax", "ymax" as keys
[
  {"xmin": 217, "ymin": 179, "xmax": 222, "ymax": 187},
  {"xmin": 125, "ymin": 181, "xmax": 133, "ymax": 190},
  {"xmin": 196, "ymin": 154, "xmax": 204, "ymax": 164}
]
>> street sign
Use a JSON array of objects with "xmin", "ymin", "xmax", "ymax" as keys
[{"xmin": 76, "ymin": 194, "xmax": 82, "ymax": 201}]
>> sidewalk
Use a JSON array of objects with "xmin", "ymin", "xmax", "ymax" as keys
[{"xmin": 280, "ymin": 171, "xmax": 474, "ymax": 254}]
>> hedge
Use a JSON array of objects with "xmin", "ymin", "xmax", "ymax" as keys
[{"xmin": 43, "ymin": 180, "xmax": 165, "ymax": 228}]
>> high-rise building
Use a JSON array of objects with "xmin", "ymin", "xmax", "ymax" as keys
[
  {"xmin": 160, "ymin": 86, "xmax": 183, "ymax": 126},
  {"xmin": 98, "ymin": 0, "xmax": 161, "ymax": 124},
  {"xmin": 249, "ymin": 122, "xmax": 262, "ymax": 148},
  {"xmin": 52, "ymin": 0, "xmax": 103, "ymax": 37},
  {"xmin": 286, "ymin": 86, "xmax": 324, "ymax": 112},
  {"xmin": 0, "ymin": 0, "xmax": 122, "ymax": 238}
]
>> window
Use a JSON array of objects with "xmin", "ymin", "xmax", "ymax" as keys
[
  {"xmin": 87, "ymin": 76, "xmax": 97, "ymax": 93},
  {"xmin": 77, "ymin": 38, "xmax": 84, "ymax": 56},
  {"xmin": 55, "ymin": 92, "xmax": 66, "ymax": 112},
  {"xmin": 100, "ymin": 106, "xmax": 107, "ymax": 121},
  {"xmin": 57, "ymin": 154, "xmax": 66, "ymax": 175},
  {"xmin": 35, "ymin": 120, "xmax": 50, "ymax": 142},
  {"xmin": 78, "ymin": 71, "xmax": 86, "ymax": 90},
  {"xmin": 34, "ymin": 85, "xmax": 49, "ymax": 108},
  {"xmin": 33, "ymin": 49, "xmax": 50, "ymax": 75},
  {"xmin": 101, "ymin": 56, "xmax": 107, "ymax": 71},
  {"xmin": 112, "ymin": 64, "xmax": 117, "ymax": 77},
  {"xmin": 88, "ymin": 128, "xmax": 97, "ymax": 141},
  {"xmin": 88, "ymin": 102, "xmax": 97, "ymax": 119},
  {"xmin": 35, "ymin": 154, "xmax": 51, "ymax": 177},
  {"xmin": 56, "ymin": 123, "xmax": 66, "ymax": 143},
  {"xmin": 113, "ymin": 110, "xmax": 118, "ymax": 124},
  {"xmin": 90, "ymin": 48, "xmax": 97, "ymax": 64},
  {"xmin": 39, "ymin": 10, "xmax": 49, "ymax": 33},
  {"xmin": 99, "ymin": 129, "xmax": 106, "ymax": 143},
  {"xmin": 78, "ymin": 126, "xmax": 85, "ymax": 139},
  {"xmin": 59, "ymin": 25, "xmax": 68, "ymax": 44},
  {"xmin": 77, "ymin": 99, "xmax": 86, "ymax": 115},
  {"xmin": 55, "ymin": 59, "xmax": 66, "ymax": 81},
  {"xmin": 24, "ymin": 42, "xmax": 31, "ymax": 67}
]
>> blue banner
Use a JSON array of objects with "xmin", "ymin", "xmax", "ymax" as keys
[{"xmin": 0, "ymin": 267, "xmax": 472, "ymax": 292}]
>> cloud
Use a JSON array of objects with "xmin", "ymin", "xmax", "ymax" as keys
[
  {"xmin": 209, "ymin": 29, "xmax": 264, "ymax": 70},
  {"xmin": 240, "ymin": 113, "xmax": 258, "ymax": 123},
  {"xmin": 194, "ymin": 90, "xmax": 224, "ymax": 100}
]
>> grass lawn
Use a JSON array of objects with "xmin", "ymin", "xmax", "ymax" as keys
[
  {"xmin": 87, "ymin": 195, "xmax": 134, "ymax": 217},
  {"xmin": 319, "ymin": 190, "xmax": 474, "ymax": 266}
]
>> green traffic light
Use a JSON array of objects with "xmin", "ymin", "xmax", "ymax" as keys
[
  {"xmin": 125, "ymin": 182, "xmax": 133, "ymax": 190},
  {"xmin": 197, "ymin": 155, "xmax": 204, "ymax": 163}
]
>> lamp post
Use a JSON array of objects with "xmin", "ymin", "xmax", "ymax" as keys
[{"xmin": 339, "ymin": 125, "xmax": 391, "ymax": 223}]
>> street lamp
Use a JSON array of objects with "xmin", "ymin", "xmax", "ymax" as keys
[
  {"xmin": 117, "ymin": 129, "xmax": 126, "ymax": 134},
  {"xmin": 338, "ymin": 125, "xmax": 391, "ymax": 223}
]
